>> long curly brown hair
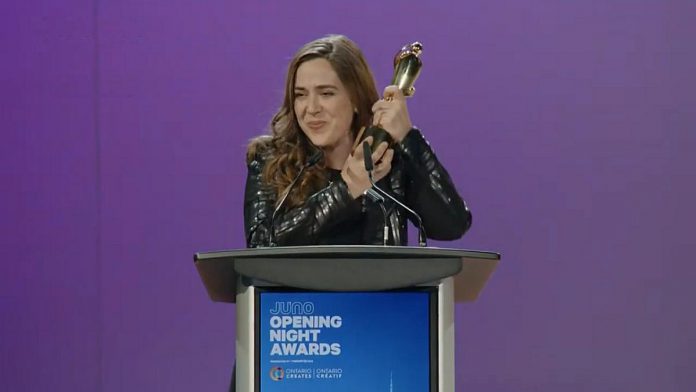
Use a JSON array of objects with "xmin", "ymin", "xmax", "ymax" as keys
[{"xmin": 247, "ymin": 35, "xmax": 380, "ymax": 208}]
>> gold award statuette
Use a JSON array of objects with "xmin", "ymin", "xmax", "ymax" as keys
[
  {"xmin": 391, "ymin": 41, "xmax": 423, "ymax": 97},
  {"xmin": 358, "ymin": 42, "xmax": 424, "ymax": 152}
]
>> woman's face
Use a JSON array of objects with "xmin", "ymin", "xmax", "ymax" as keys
[{"xmin": 294, "ymin": 58, "xmax": 355, "ymax": 152}]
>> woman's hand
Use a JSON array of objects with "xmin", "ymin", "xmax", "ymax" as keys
[
  {"xmin": 371, "ymin": 85, "xmax": 413, "ymax": 142},
  {"xmin": 341, "ymin": 136, "xmax": 395, "ymax": 199}
]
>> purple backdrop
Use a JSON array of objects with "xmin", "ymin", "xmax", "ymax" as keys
[{"xmin": 2, "ymin": 1, "xmax": 695, "ymax": 391}]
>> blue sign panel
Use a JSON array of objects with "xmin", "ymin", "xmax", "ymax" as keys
[{"xmin": 258, "ymin": 290, "xmax": 432, "ymax": 392}]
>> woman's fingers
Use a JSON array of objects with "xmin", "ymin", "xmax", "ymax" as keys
[
  {"xmin": 382, "ymin": 85, "xmax": 402, "ymax": 100},
  {"xmin": 371, "ymin": 142, "xmax": 388, "ymax": 163},
  {"xmin": 370, "ymin": 86, "xmax": 412, "ymax": 142},
  {"xmin": 354, "ymin": 136, "xmax": 372, "ymax": 159},
  {"xmin": 373, "ymin": 148, "xmax": 394, "ymax": 181},
  {"xmin": 342, "ymin": 137, "xmax": 394, "ymax": 198}
]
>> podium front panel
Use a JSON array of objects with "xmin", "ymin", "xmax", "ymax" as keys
[{"xmin": 254, "ymin": 288, "xmax": 438, "ymax": 392}]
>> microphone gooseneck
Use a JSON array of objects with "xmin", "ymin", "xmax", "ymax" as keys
[
  {"xmin": 362, "ymin": 141, "xmax": 389, "ymax": 246},
  {"xmin": 267, "ymin": 150, "xmax": 323, "ymax": 247},
  {"xmin": 362, "ymin": 141, "xmax": 428, "ymax": 247}
]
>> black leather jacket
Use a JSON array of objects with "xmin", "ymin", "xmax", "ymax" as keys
[{"xmin": 244, "ymin": 128, "xmax": 472, "ymax": 247}]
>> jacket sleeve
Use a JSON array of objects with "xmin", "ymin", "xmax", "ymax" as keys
[
  {"xmin": 396, "ymin": 128, "xmax": 472, "ymax": 240},
  {"xmin": 243, "ymin": 155, "xmax": 362, "ymax": 248}
]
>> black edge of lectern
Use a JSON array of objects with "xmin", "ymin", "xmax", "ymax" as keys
[{"xmin": 194, "ymin": 245, "xmax": 500, "ymax": 303}]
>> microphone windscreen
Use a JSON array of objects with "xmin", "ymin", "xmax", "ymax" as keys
[{"xmin": 362, "ymin": 141, "xmax": 373, "ymax": 171}]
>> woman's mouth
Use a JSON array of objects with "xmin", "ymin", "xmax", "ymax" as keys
[{"xmin": 306, "ymin": 121, "xmax": 327, "ymax": 130}]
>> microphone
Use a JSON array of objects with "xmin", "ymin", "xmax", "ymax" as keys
[
  {"xmin": 362, "ymin": 140, "xmax": 374, "ymax": 172},
  {"xmin": 361, "ymin": 142, "xmax": 389, "ymax": 245},
  {"xmin": 267, "ymin": 150, "xmax": 323, "ymax": 247},
  {"xmin": 362, "ymin": 141, "xmax": 428, "ymax": 247}
]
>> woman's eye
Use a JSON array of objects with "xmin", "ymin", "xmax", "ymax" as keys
[{"xmin": 321, "ymin": 91, "xmax": 335, "ymax": 96}]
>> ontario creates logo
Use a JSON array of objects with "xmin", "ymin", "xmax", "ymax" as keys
[{"xmin": 269, "ymin": 366, "xmax": 284, "ymax": 381}]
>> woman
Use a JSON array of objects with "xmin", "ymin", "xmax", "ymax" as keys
[{"xmin": 244, "ymin": 35, "xmax": 471, "ymax": 248}]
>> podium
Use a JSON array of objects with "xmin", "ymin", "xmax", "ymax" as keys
[{"xmin": 195, "ymin": 246, "xmax": 499, "ymax": 392}]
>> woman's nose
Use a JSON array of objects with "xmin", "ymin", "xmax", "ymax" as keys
[{"xmin": 307, "ymin": 95, "xmax": 321, "ymax": 114}]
